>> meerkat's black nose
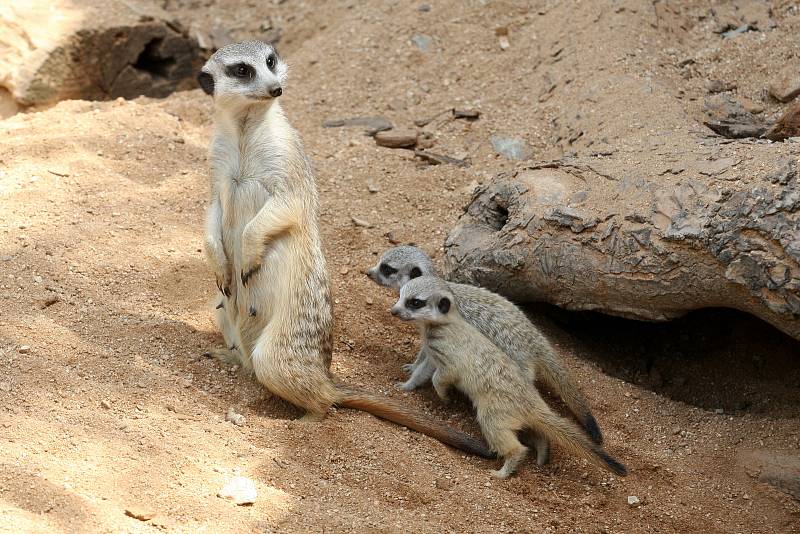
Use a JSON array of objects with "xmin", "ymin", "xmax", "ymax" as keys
[{"xmin": 270, "ymin": 87, "xmax": 283, "ymax": 97}]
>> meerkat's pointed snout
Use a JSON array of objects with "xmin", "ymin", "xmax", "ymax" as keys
[
  {"xmin": 390, "ymin": 305, "xmax": 401, "ymax": 316},
  {"xmin": 269, "ymin": 86, "xmax": 282, "ymax": 97}
]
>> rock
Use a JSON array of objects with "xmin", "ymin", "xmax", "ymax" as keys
[
  {"xmin": 374, "ymin": 130, "xmax": 418, "ymax": 149},
  {"xmin": 322, "ymin": 117, "xmax": 393, "ymax": 136},
  {"xmin": 351, "ymin": 216, "xmax": 373, "ymax": 228},
  {"xmin": 125, "ymin": 507, "xmax": 156, "ymax": 521},
  {"xmin": 218, "ymin": 476, "xmax": 257, "ymax": 505},
  {"xmin": 0, "ymin": 382, "xmax": 11, "ymax": 393},
  {"xmin": 453, "ymin": 109, "xmax": 480, "ymax": 120},
  {"xmin": 414, "ymin": 149, "xmax": 469, "ymax": 167},
  {"xmin": 627, "ymin": 496, "xmax": 641, "ymax": 507},
  {"xmin": 706, "ymin": 80, "xmax": 735, "ymax": 94},
  {"xmin": 367, "ymin": 183, "xmax": 381, "ymax": 193},
  {"xmin": 0, "ymin": 0, "xmax": 202, "ymax": 108},
  {"xmin": 410, "ymin": 34, "xmax": 433, "ymax": 52},
  {"xmin": 721, "ymin": 24, "xmax": 750, "ymax": 39},
  {"xmin": 766, "ymin": 102, "xmax": 800, "ymax": 141},
  {"xmin": 100, "ymin": 400, "xmax": 111, "ymax": 410},
  {"xmin": 490, "ymin": 136, "xmax": 532, "ymax": 160},
  {"xmin": 17, "ymin": 346, "xmax": 30, "ymax": 354},
  {"xmin": 225, "ymin": 407, "xmax": 245, "ymax": 426},
  {"xmin": 418, "ymin": 4, "xmax": 432, "ymax": 12},
  {"xmin": 695, "ymin": 157, "xmax": 739, "ymax": 176},
  {"xmin": 768, "ymin": 65, "xmax": 800, "ymax": 103},
  {"xmin": 765, "ymin": 158, "xmax": 797, "ymax": 186},
  {"xmin": 703, "ymin": 95, "xmax": 767, "ymax": 138},
  {"xmin": 444, "ymin": 156, "xmax": 800, "ymax": 342}
]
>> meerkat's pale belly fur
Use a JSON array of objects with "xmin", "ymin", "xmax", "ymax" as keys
[{"xmin": 206, "ymin": 102, "xmax": 336, "ymax": 416}]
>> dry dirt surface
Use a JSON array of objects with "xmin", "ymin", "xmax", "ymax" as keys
[{"xmin": 1, "ymin": 1, "xmax": 800, "ymax": 533}]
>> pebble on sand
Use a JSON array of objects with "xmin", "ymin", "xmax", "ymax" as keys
[{"xmin": 218, "ymin": 476, "xmax": 257, "ymax": 505}]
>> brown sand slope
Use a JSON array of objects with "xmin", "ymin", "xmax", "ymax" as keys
[{"xmin": 1, "ymin": 1, "xmax": 799, "ymax": 532}]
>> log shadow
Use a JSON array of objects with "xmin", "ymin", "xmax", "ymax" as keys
[{"xmin": 528, "ymin": 304, "xmax": 800, "ymax": 417}]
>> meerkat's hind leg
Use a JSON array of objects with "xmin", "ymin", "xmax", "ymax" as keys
[
  {"xmin": 485, "ymin": 427, "xmax": 529, "ymax": 479},
  {"xmin": 518, "ymin": 428, "xmax": 551, "ymax": 465}
]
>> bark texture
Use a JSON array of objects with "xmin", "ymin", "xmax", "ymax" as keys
[{"xmin": 445, "ymin": 156, "xmax": 800, "ymax": 341}]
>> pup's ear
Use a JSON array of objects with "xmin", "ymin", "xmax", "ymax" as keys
[
  {"xmin": 437, "ymin": 297, "xmax": 451, "ymax": 314},
  {"xmin": 197, "ymin": 71, "xmax": 214, "ymax": 96}
]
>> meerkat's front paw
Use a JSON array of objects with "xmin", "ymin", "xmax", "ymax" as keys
[
  {"xmin": 394, "ymin": 380, "xmax": 417, "ymax": 391},
  {"xmin": 215, "ymin": 272, "xmax": 232, "ymax": 297},
  {"xmin": 401, "ymin": 362, "xmax": 417, "ymax": 374}
]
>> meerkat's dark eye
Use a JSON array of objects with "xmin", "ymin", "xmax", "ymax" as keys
[
  {"xmin": 409, "ymin": 267, "xmax": 422, "ymax": 279},
  {"xmin": 379, "ymin": 263, "xmax": 397, "ymax": 277},
  {"xmin": 406, "ymin": 298, "xmax": 426, "ymax": 310},
  {"xmin": 266, "ymin": 54, "xmax": 276, "ymax": 70},
  {"xmin": 227, "ymin": 63, "xmax": 254, "ymax": 79}
]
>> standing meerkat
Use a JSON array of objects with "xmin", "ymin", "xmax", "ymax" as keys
[
  {"xmin": 391, "ymin": 276, "xmax": 627, "ymax": 479},
  {"xmin": 198, "ymin": 41, "xmax": 492, "ymax": 458},
  {"xmin": 367, "ymin": 245, "xmax": 604, "ymax": 445}
]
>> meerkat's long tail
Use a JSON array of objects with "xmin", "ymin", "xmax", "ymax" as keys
[
  {"xmin": 335, "ymin": 385, "xmax": 495, "ymax": 459},
  {"xmin": 527, "ymin": 395, "xmax": 626, "ymax": 476},
  {"xmin": 537, "ymin": 351, "xmax": 604, "ymax": 445}
]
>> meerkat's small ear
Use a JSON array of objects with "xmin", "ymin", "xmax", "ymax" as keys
[
  {"xmin": 197, "ymin": 71, "xmax": 214, "ymax": 95},
  {"xmin": 409, "ymin": 267, "xmax": 422, "ymax": 279},
  {"xmin": 437, "ymin": 297, "xmax": 451, "ymax": 314}
]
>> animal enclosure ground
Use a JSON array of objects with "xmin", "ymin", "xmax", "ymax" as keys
[{"xmin": 1, "ymin": 1, "xmax": 799, "ymax": 532}]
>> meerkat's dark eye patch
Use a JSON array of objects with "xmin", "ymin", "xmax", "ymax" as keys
[
  {"xmin": 409, "ymin": 267, "xmax": 422, "ymax": 279},
  {"xmin": 226, "ymin": 62, "xmax": 255, "ymax": 80},
  {"xmin": 266, "ymin": 53, "xmax": 277, "ymax": 71},
  {"xmin": 406, "ymin": 298, "xmax": 426, "ymax": 310},
  {"xmin": 379, "ymin": 263, "xmax": 397, "ymax": 277},
  {"xmin": 437, "ymin": 297, "xmax": 451, "ymax": 314},
  {"xmin": 197, "ymin": 71, "xmax": 214, "ymax": 95}
]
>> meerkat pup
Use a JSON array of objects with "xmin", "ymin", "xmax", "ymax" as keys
[
  {"xmin": 391, "ymin": 276, "xmax": 627, "ymax": 479},
  {"xmin": 198, "ymin": 42, "xmax": 492, "ymax": 458},
  {"xmin": 367, "ymin": 245, "xmax": 604, "ymax": 445}
]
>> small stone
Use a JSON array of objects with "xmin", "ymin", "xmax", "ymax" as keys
[
  {"xmin": 125, "ymin": 507, "xmax": 156, "ymax": 521},
  {"xmin": 410, "ymin": 34, "xmax": 433, "ymax": 52},
  {"xmin": 498, "ymin": 36, "xmax": 510, "ymax": 50},
  {"xmin": 695, "ymin": 158, "xmax": 739, "ymax": 176},
  {"xmin": 714, "ymin": 408, "xmax": 724, "ymax": 415},
  {"xmin": 351, "ymin": 216, "xmax": 373, "ymax": 228},
  {"xmin": 418, "ymin": 3, "xmax": 431, "ymax": 11},
  {"xmin": 768, "ymin": 65, "xmax": 800, "ymax": 103},
  {"xmin": 218, "ymin": 476, "xmax": 257, "ymax": 505},
  {"xmin": 707, "ymin": 80, "xmax": 735, "ymax": 94},
  {"xmin": 225, "ymin": 407, "xmax": 245, "ymax": 426},
  {"xmin": 627, "ymin": 495, "xmax": 641, "ymax": 507},
  {"xmin": 490, "ymin": 136, "xmax": 532, "ymax": 160},
  {"xmin": 453, "ymin": 109, "xmax": 480, "ymax": 120},
  {"xmin": 0, "ymin": 382, "xmax": 11, "ymax": 393},
  {"xmin": 100, "ymin": 400, "xmax": 111, "ymax": 409},
  {"xmin": 339, "ymin": 267, "xmax": 349, "ymax": 275},
  {"xmin": 322, "ymin": 117, "xmax": 393, "ymax": 136},
  {"xmin": 18, "ymin": 345, "xmax": 30, "ymax": 354},
  {"xmin": 365, "ymin": 297, "xmax": 374, "ymax": 305},
  {"xmin": 367, "ymin": 183, "xmax": 380, "ymax": 193},
  {"xmin": 374, "ymin": 129, "xmax": 418, "ymax": 149}
]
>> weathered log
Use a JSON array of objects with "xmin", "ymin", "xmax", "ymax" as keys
[
  {"xmin": 444, "ymin": 156, "xmax": 800, "ymax": 341},
  {"xmin": 0, "ymin": 0, "xmax": 201, "ymax": 109}
]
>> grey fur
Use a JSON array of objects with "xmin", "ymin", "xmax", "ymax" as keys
[{"xmin": 368, "ymin": 245, "xmax": 604, "ymax": 445}]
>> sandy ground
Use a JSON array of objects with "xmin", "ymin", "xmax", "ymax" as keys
[{"xmin": 1, "ymin": 0, "xmax": 799, "ymax": 532}]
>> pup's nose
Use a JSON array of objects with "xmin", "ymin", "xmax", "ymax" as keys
[{"xmin": 270, "ymin": 87, "xmax": 282, "ymax": 97}]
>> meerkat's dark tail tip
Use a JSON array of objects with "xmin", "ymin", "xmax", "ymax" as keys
[
  {"xmin": 597, "ymin": 449, "xmax": 627, "ymax": 476},
  {"xmin": 584, "ymin": 414, "xmax": 604, "ymax": 445}
]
